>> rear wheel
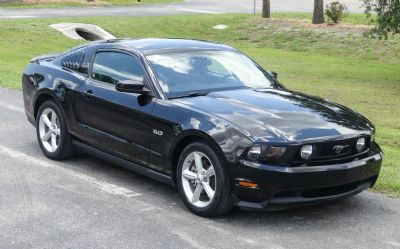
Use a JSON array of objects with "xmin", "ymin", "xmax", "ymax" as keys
[
  {"xmin": 177, "ymin": 142, "xmax": 233, "ymax": 217},
  {"xmin": 36, "ymin": 100, "xmax": 75, "ymax": 160}
]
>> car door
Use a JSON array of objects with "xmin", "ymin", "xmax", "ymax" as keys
[{"xmin": 73, "ymin": 49, "xmax": 155, "ymax": 167}]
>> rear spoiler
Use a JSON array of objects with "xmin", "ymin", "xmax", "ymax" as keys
[{"xmin": 30, "ymin": 53, "xmax": 61, "ymax": 64}]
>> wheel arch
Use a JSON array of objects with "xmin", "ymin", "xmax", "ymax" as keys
[
  {"xmin": 170, "ymin": 130, "xmax": 229, "ymax": 186},
  {"xmin": 33, "ymin": 91, "xmax": 70, "ymax": 131},
  {"xmin": 34, "ymin": 93, "xmax": 55, "ymax": 120},
  {"xmin": 34, "ymin": 87, "xmax": 69, "ymax": 118}
]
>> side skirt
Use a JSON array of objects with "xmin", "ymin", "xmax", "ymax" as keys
[{"xmin": 72, "ymin": 140, "xmax": 175, "ymax": 187}]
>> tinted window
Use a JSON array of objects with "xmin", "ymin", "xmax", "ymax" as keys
[{"xmin": 91, "ymin": 52, "xmax": 145, "ymax": 85}]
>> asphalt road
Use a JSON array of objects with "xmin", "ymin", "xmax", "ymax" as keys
[
  {"xmin": 0, "ymin": 0, "xmax": 364, "ymax": 19},
  {"xmin": 0, "ymin": 86, "xmax": 399, "ymax": 249}
]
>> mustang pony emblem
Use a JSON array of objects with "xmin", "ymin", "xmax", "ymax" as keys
[{"xmin": 332, "ymin": 144, "xmax": 349, "ymax": 154}]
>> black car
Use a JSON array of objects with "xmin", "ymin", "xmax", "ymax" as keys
[{"xmin": 22, "ymin": 38, "xmax": 383, "ymax": 216}]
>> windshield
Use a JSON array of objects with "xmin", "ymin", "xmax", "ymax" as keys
[{"xmin": 147, "ymin": 50, "xmax": 276, "ymax": 98}]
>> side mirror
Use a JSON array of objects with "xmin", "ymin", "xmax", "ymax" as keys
[
  {"xmin": 271, "ymin": 71, "xmax": 278, "ymax": 79},
  {"xmin": 115, "ymin": 79, "xmax": 151, "ymax": 95}
]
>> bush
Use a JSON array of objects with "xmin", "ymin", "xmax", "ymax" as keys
[{"xmin": 325, "ymin": 1, "xmax": 349, "ymax": 24}]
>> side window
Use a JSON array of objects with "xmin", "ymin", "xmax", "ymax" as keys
[{"xmin": 91, "ymin": 52, "xmax": 145, "ymax": 85}]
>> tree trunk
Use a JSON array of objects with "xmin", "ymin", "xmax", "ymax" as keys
[
  {"xmin": 312, "ymin": 0, "xmax": 324, "ymax": 24},
  {"xmin": 262, "ymin": 0, "xmax": 271, "ymax": 18}
]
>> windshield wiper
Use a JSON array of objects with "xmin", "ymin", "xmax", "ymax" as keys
[
  {"xmin": 170, "ymin": 92, "xmax": 209, "ymax": 99},
  {"xmin": 254, "ymin": 87, "xmax": 273, "ymax": 92}
]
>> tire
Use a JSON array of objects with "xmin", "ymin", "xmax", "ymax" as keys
[
  {"xmin": 177, "ymin": 142, "xmax": 233, "ymax": 217},
  {"xmin": 36, "ymin": 100, "xmax": 75, "ymax": 160}
]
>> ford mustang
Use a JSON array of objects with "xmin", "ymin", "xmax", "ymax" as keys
[{"xmin": 22, "ymin": 38, "xmax": 383, "ymax": 216}]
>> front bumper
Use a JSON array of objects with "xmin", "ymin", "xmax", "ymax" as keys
[{"xmin": 232, "ymin": 151, "xmax": 383, "ymax": 210}]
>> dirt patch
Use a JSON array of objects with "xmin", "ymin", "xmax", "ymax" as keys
[{"xmin": 252, "ymin": 18, "xmax": 372, "ymax": 36}]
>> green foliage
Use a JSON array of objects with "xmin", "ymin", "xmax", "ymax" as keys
[
  {"xmin": 363, "ymin": 0, "xmax": 400, "ymax": 39},
  {"xmin": 325, "ymin": 1, "xmax": 349, "ymax": 23}
]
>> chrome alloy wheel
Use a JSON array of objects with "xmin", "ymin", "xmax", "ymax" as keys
[
  {"xmin": 181, "ymin": 151, "xmax": 216, "ymax": 208},
  {"xmin": 38, "ymin": 108, "xmax": 61, "ymax": 153}
]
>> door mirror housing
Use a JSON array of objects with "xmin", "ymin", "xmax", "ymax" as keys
[{"xmin": 116, "ymin": 79, "xmax": 151, "ymax": 95}]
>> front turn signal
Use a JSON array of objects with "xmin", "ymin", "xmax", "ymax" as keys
[{"xmin": 239, "ymin": 181, "xmax": 258, "ymax": 188}]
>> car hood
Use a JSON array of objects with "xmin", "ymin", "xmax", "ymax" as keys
[{"xmin": 175, "ymin": 89, "xmax": 373, "ymax": 142}]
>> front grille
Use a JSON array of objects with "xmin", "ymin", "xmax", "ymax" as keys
[
  {"xmin": 316, "ymin": 139, "xmax": 356, "ymax": 159},
  {"xmin": 279, "ymin": 136, "xmax": 371, "ymax": 166}
]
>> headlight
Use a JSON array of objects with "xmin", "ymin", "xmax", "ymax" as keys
[
  {"xmin": 300, "ymin": 145, "xmax": 313, "ymax": 160},
  {"xmin": 266, "ymin": 146, "xmax": 287, "ymax": 158},
  {"xmin": 247, "ymin": 145, "xmax": 286, "ymax": 162},
  {"xmin": 247, "ymin": 145, "xmax": 262, "ymax": 161},
  {"xmin": 356, "ymin": 137, "xmax": 366, "ymax": 152}
]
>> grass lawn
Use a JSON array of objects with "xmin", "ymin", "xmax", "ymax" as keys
[
  {"xmin": 0, "ymin": 0, "xmax": 180, "ymax": 9},
  {"xmin": 0, "ymin": 14, "xmax": 399, "ymax": 196}
]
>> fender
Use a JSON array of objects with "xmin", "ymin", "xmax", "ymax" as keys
[
  {"xmin": 174, "ymin": 124, "xmax": 254, "ymax": 165},
  {"xmin": 169, "ymin": 129, "xmax": 224, "ymax": 160},
  {"xmin": 152, "ymin": 99, "xmax": 254, "ymax": 166},
  {"xmin": 25, "ymin": 63, "xmax": 83, "ymax": 131}
]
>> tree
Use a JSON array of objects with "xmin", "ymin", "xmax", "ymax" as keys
[
  {"xmin": 363, "ymin": 0, "xmax": 400, "ymax": 39},
  {"xmin": 312, "ymin": 0, "xmax": 325, "ymax": 24},
  {"xmin": 262, "ymin": 0, "xmax": 271, "ymax": 18}
]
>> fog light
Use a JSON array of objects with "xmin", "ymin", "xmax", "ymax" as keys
[
  {"xmin": 300, "ymin": 145, "xmax": 313, "ymax": 160},
  {"xmin": 247, "ymin": 145, "xmax": 262, "ymax": 161},
  {"xmin": 356, "ymin": 137, "xmax": 366, "ymax": 152}
]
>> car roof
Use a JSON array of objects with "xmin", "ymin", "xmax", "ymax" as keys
[{"xmin": 88, "ymin": 38, "xmax": 237, "ymax": 55}]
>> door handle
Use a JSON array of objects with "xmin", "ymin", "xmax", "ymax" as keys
[{"xmin": 82, "ymin": 90, "xmax": 94, "ymax": 99}]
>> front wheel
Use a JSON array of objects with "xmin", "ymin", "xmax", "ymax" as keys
[{"xmin": 177, "ymin": 142, "xmax": 233, "ymax": 217}]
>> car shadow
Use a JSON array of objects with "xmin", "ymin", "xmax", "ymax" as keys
[{"xmin": 29, "ymin": 143, "xmax": 389, "ymax": 230}]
